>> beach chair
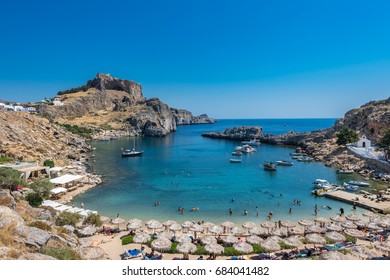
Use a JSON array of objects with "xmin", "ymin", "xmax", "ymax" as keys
[{"xmin": 121, "ymin": 249, "xmax": 140, "ymax": 260}]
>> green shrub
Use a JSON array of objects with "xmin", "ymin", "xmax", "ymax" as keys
[
  {"xmin": 28, "ymin": 221, "xmax": 51, "ymax": 232},
  {"xmin": 83, "ymin": 213, "xmax": 102, "ymax": 227},
  {"xmin": 41, "ymin": 247, "xmax": 81, "ymax": 260},
  {"xmin": 169, "ymin": 242, "xmax": 178, "ymax": 254},
  {"xmin": 224, "ymin": 247, "xmax": 241, "ymax": 256},
  {"xmin": 121, "ymin": 236, "xmax": 134, "ymax": 245},
  {"xmin": 336, "ymin": 127, "xmax": 359, "ymax": 145},
  {"xmin": 324, "ymin": 237, "xmax": 334, "ymax": 244},
  {"xmin": 56, "ymin": 212, "xmax": 81, "ymax": 227},
  {"xmin": 194, "ymin": 245, "xmax": 208, "ymax": 255},
  {"xmin": 279, "ymin": 241, "xmax": 295, "ymax": 250},
  {"xmin": 25, "ymin": 192, "xmax": 43, "ymax": 207},
  {"xmin": 252, "ymin": 244, "xmax": 266, "ymax": 254},
  {"xmin": 0, "ymin": 157, "xmax": 13, "ymax": 164},
  {"xmin": 0, "ymin": 167, "xmax": 25, "ymax": 191},
  {"xmin": 30, "ymin": 178, "xmax": 54, "ymax": 199},
  {"xmin": 43, "ymin": 160, "xmax": 55, "ymax": 168},
  {"xmin": 345, "ymin": 235, "xmax": 357, "ymax": 243}
]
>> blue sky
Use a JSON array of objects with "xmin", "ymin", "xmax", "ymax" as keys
[{"xmin": 0, "ymin": 0, "xmax": 389, "ymax": 118}]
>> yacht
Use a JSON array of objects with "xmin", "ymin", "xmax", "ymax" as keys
[
  {"xmin": 263, "ymin": 162, "xmax": 277, "ymax": 171},
  {"xmin": 276, "ymin": 160, "xmax": 293, "ymax": 166},
  {"xmin": 348, "ymin": 181, "xmax": 370, "ymax": 187},
  {"xmin": 241, "ymin": 139, "xmax": 261, "ymax": 146}
]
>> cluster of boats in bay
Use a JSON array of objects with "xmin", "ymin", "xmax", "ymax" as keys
[{"xmin": 312, "ymin": 179, "xmax": 371, "ymax": 196}]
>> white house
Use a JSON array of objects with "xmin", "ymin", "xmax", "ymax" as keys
[
  {"xmin": 355, "ymin": 135, "xmax": 371, "ymax": 148},
  {"xmin": 26, "ymin": 107, "xmax": 37, "ymax": 113},
  {"xmin": 53, "ymin": 98, "xmax": 64, "ymax": 106}
]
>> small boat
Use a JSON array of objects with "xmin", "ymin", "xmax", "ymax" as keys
[
  {"xmin": 122, "ymin": 138, "xmax": 143, "ymax": 157},
  {"xmin": 313, "ymin": 179, "xmax": 334, "ymax": 190},
  {"xmin": 297, "ymin": 156, "xmax": 313, "ymax": 162},
  {"xmin": 239, "ymin": 144, "xmax": 256, "ymax": 153},
  {"xmin": 276, "ymin": 160, "xmax": 293, "ymax": 166},
  {"xmin": 263, "ymin": 161, "xmax": 277, "ymax": 171},
  {"xmin": 343, "ymin": 183, "xmax": 359, "ymax": 192},
  {"xmin": 290, "ymin": 152, "xmax": 305, "ymax": 156},
  {"xmin": 336, "ymin": 169, "xmax": 354, "ymax": 174},
  {"xmin": 122, "ymin": 148, "xmax": 143, "ymax": 157},
  {"xmin": 232, "ymin": 150, "xmax": 242, "ymax": 156},
  {"xmin": 348, "ymin": 181, "xmax": 370, "ymax": 187},
  {"xmin": 242, "ymin": 139, "xmax": 261, "ymax": 146},
  {"xmin": 230, "ymin": 158, "xmax": 242, "ymax": 163}
]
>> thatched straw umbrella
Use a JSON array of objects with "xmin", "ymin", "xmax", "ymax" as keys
[
  {"xmin": 181, "ymin": 221, "xmax": 194, "ymax": 233},
  {"xmin": 200, "ymin": 236, "xmax": 217, "ymax": 245},
  {"xmin": 127, "ymin": 221, "xmax": 142, "ymax": 231},
  {"xmin": 146, "ymin": 220, "xmax": 163, "ymax": 233},
  {"xmin": 169, "ymin": 223, "xmax": 182, "ymax": 234},
  {"xmin": 222, "ymin": 235, "xmax": 238, "ymax": 245},
  {"xmin": 261, "ymin": 221, "xmax": 275, "ymax": 234},
  {"xmin": 249, "ymin": 227, "xmax": 267, "ymax": 236},
  {"xmin": 270, "ymin": 228, "xmax": 287, "ymax": 237},
  {"xmin": 367, "ymin": 222, "xmax": 382, "ymax": 231},
  {"xmin": 314, "ymin": 216, "xmax": 330, "ymax": 226},
  {"xmin": 242, "ymin": 222, "xmax": 257, "ymax": 230},
  {"xmin": 233, "ymin": 242, "xmax": 253, "ymax": 255},
  {"xmin": 266, "ymin": 236, "xmax": 283, "ymax": 243},
  {"xmin": 324, "ymin": 231, "xmax": 346, "ymax": 243},
  {"xmin": 288, "ymin": 226, "xmax": 305, "ymax": 236},
  {"xmin": 325, "ymin": 223, "xmax": 343, "ymax": 232},
  {"xmin": 354, "ymin": 220, "xmax": 367, "ymax": 228},
  {"xmin": 349, "ymin": 246, "xmax": 380, "ymax": 260},
  {"xmin": 305, "ymin": 233, "xmax": 326, "ymax": 244},
  {"xmin": 306, "ymin": 225, "xmax": 326, "ymax": 234},
  {"xmin": 151, "ymin": 238, "xmax": 172, "ymax": 252},
  {"xmin": 189, "ymin": 224, "xmax": 203, "ymax": 239},
  {"xmin": 209, "ymin": 225, "xmax": 224, "ymax": 235},
  {"xmin": 341, "ymin": 221, "xmax": 358, "ymax": 229},
  {"xmin": 176, "ymin": 242, "xmax": 197, "ymax": 255},
  {"xmin": 157, "ymin": 231, "xmax": 174, "ymax": 240},
  {"xmin": 111, "ymin": 217, "xmax": 125, "ymax": 228},
  {"xmin": 320, "ymin": 251, "xmax": 350, "ymax": 260},
  {"xmin": 205, "ymin": 243, "xmax": 224, "ymax": 258},
  {"xmin": 260, "ymin": 239, "xmax": 281, "ymax": 252},
  {"xmin": 221, "ymin": 221, "xmax": 235, "ymax": 233},
  {"xmin": 128, "ymin": 218, "xmax": 142, "ymax": 225},
  {"xmin": 345, "ymin": 214, "xmax": 360, "ymax": 222},
  {"xmin": 298, "ymin": 219, "xmax": 313, "ymax": 228},
  {"xmin": 133, "ymin": 233, "xmax": 151, "ymax": 244},
  {"xmin": 344, "ymin": 228, "xmax": 365, "ymax": 239},
  {"xmin": 283, "ymin": 236, "xmax": 303, "ymax": 247},
  {"xmin": 231, "ymin": 226, "xmax": 245, "ymax": 236},
  {"xmin": 175, "ymin": 235, "xmax": 191, "ymax": 243},
  {"xmin": 330, "ymin": 215, "xmax": 346, "ymax": 223},
  {"xmin": 281, "ymin": 220, "xmax": 296, "ymax": 229},
  {"xmin": 375, "ymin": 241, "xmax": 390, "ymax": 256},
  {"xmin": 246, "ymin": 235, "xmax": 263, "ymax": 245},
  {"xmin": 202, "ymin": 222, "xmax": 215, "ymax": 234},
  {"xmin": 362, "ymin": 211, "xmax": 379, "ymax": 221},
  {"xmin": 163, "ymin": 220, "xmax": 176, "ymax": 229}
]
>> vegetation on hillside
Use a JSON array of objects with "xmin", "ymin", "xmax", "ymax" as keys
[
  {"xmin": 0, "ymin": 168, "xmax": 25, "ymax": 191},
  {"xmin": 336, "ymin": 127, "xmax": 359, "ymax": 145},
  {"xmin": 54, "ymin": 122, "xmax": 94, "ymax": 138},
  {"xmin": 57, "ymin": 84, "xmax": 92, "ymax": 95}
]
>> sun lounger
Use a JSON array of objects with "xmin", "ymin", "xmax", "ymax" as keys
[
  {"xmin": 142, "ymin": 252, "xmax": 163, "ymax": 260},
  {"xmin": 120, "ymin": 249, "xmax": 140, "ymax": 260}
]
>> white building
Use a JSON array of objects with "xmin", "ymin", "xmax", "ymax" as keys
[
  {"xmin": 53, "ymin": 98, "xmax": 64, "ymax": 106},
  {"xmin": 355, "ymin": 135, "xmax": 371, "ymax": 148}
]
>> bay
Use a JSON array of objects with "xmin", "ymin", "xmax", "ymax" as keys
[{"xmin": 73, "ymin": 119, "xmax": 367, "ymax": 223}]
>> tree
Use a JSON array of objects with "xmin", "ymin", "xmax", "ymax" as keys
[
  {"xmin": 30, "ymin": 178, "xmax": 54, "ymax": 199},
  {"xmin": 336, "ymin": 127, "xmax": 359, "ymax": 146},
  {"xmin": 56, "ymin": 212, "xmax": 81, "ymax": 227},
  {"xmin": 0, "ymin": 168, "xmax": 25, "ymax": 191},
  {"xmin": 25, "ymin": 192, "xmax": 43, "ymax": 207},
  {"xmin": 43, "ymin": 160, "xmax": 55, "ymax": 168}
]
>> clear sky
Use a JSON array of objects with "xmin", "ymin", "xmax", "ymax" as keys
[{"xmin": 0, "ymin": 0, "xmax": 389, "ymax": 118}]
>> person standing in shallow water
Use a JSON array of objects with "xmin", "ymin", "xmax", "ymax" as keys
[
  {"xmin": 229, "ymin": 208, "xmax": 232, "ymax": 216},
  {"xmin": 289, "ymin": 208, "xmax": 292, "ymax": 214},
  {"xmin": 244, "ymin": 209, "xmax": 248, "ymax": 216},
  {"xmin": 256, "ymin": 206, "xmax": 259, "ymax": 217}
]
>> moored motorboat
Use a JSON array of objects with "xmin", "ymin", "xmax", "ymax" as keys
[
  {"xmin": 232, "ymin": 150, "xmax": 242, "ymax": 156},
  {"xmin": 343, "ymin": 183, "xmax": 359, "ymax": 192},
  {"xmin": 230, "ymin": 158, "xmax": 242, "ymax": 163},
  {"xmin": 297, "ymin": 156, "xmax": 313, "ymax": 162},
  {"xmin": 263, "ymin": 161, "xmax": 277, "ymax": 171},
  {"xmin": 336, "ymin": 169, "xmax": 354, "ymax": 174},
  {"xmin": 242, "ymin": 139, "xmax": 261, "ymax": 146},
  {"xmin": 313, "ymin": 179, "xmax": 334, "ymax": 190},
  {"xmin": 348, "ymin": 181, "xmax": 370, "ymax": 187},
  {"xmin": 276, "ymin": 160, "xmax": 293, "ymax": 166}
]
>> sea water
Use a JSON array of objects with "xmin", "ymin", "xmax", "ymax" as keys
[{"xmin": 73, "ymin": 119, "xmax": 367, "ymax": 223}]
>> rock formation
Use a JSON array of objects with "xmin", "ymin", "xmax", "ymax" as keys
[
  {"xmin": 202, "ymin": 126, "xmax": 263, "ymax": 140},
  {"xmin": 37, "ymin": 73, "xmax": 215, "ymax": 137}
]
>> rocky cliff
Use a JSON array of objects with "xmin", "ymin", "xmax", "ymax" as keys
[
  {"xmin": 0, "ymin": 112, "xmax": 92, "ymax": 165},
  {"xmin": 0, "ymin": 190, "xmax": 106, "ymax": 260},
  {"xmin": 171, "ymin": 108, "xmax": 216, "ymax": 125},
  {"xmin": 38, "ymin": 73, "xmax": 215, "ymax": 137}
]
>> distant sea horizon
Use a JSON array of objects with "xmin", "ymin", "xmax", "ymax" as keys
[{"xmin": 72, "ymin": 118, "xmax": 369, "ymax": 224}]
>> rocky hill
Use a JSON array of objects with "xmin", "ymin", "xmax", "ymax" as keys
[
  {"xmin": 38, "ymin": 73, "xmax": 215, "ymax": 137},
  {"xmin": 0, "ymin": 111, "xmax": 92, "ymax": 165},
  {"xmin": 171, "ymin": 108, "xmax": 216, "ymax": 125},
  {"xmin": 202, "ymin": 126, "xmax": 263, "ymax": 140},
  {"xmin": 0, "ymin": 190, "xmax": 106, "ymax": 260}
]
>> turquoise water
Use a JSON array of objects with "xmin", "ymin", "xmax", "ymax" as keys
[{"xmin": 73, "ymin": 119, "xmax": 367, "ymax": 223}]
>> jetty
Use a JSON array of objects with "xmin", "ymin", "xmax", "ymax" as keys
[{"xmin": 324, "ymin": 190, "xmax": 390, "ymax": 214}]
